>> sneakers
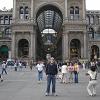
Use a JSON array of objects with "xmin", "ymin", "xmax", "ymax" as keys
[
  {"xmin": 93, "ymin": 94, "xmax": 96, "ymax": 96},
  {"xmin": 89, "ymin": 94, "xmax": 93, "ymax": 96},
  {"xmin": 89, "ymin": 94, "xmax": 96, "ymax": 97},
  {"xmin": 0, "ymin": 79, "xmax": 3, "ymax": 82},
  {"xmin": 45, "ymin": 93, "xmax": 58, "ymax": 96},
  {"xmin": 52, "ymin": 93, "xmax": 58, "ymax": 96},
  {"xmin": 45, "ymin": 93, "xmax": 49, "ymax": 96}
]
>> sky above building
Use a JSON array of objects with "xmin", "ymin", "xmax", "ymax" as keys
[{"xmin": 0, "ymin": 0, "xmax": 100, "ymax": 10}]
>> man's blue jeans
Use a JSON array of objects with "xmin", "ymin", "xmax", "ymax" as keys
[
  {"xmin": 38, "ymin": 71, "xmax": 43, "ymax": 81},
  {"xmin": 74, "ymin": 71, "xmax": 78, "ymax": 83},
  {"xmin": 46, "ymin": 75, "xmax": 56, "ymax": 94}
]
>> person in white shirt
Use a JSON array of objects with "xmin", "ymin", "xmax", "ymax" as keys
[
  {"xmin": 36, "ymin": 61, "xmax": 44, "ymax": 83},
  {"xmin": 1, "ymin": 61, "xmax": 7, "ymax": 74},
  {"xmin": 61, "ymin": 62, "xmax": 68, "ymax": 83},
  {"xmin": 82, "ymin": 61, "xmax": 85, "ymax": 70},
  {"xmin": 86, "ymin": 66, "xmax": 97, "ymax": 96}
]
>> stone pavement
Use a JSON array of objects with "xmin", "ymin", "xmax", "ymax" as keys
[{"xmin": 0, "ymin": 67, "xmax": 100, "ymax": 100}]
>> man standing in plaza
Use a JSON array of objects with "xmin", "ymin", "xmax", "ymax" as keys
[{"xmin": 45, "ymin": 57, "xmax": 58, "ymax": 96}]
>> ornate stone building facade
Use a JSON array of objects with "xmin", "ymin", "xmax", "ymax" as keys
[
  {"xmin": 0, "ymin": 10, "xmax": 12, "ymax": 60},
  {"xmin": 0, "ymin": 0, "xmax": 100, "ymax": 61}
]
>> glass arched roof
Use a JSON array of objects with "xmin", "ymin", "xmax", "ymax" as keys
[{"xmin": 36, "ymin": 5, "xmax": 63, "ymax": 33}]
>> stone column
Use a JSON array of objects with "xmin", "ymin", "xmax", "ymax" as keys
[
  {"xmin": 31, "ymin": 0, "xmax": 34, "ymax": 20},
  {"xmin": 30, "ymin": 32, "xmax": 33, "ymax": 58},
  {"xmin": 83, "ymin": 0, "xmax": 86, "ymax": 19},
  {"xmin": 62, "ymin": 31, "xmax": 69, "ymax": 61},
  {"xmin": 33, "ymin": 32, "xmax": 36, "ymax": 61},
  {"xmin": 65, "ymin": 0, "xmax": 68, "ymax": 18},
  {"xmin": 30, "ymin": 31, "xmax": 36, "ymax": 61},
  {"xmin": 81, "ymin": 44, "xmax": 84, "ymax": 59},
  {"xmin": 84, "ymin": 32, "xmax": 87, "ymax": 58},
  {"xmin": 8, "ymin": 51, "xmax": 11, "ymax": 59},
  {"xmin": 13, "ymin": 0, "xmax": 16, "ymax": 19},
  {"xmin": 11, "ymin": 32, "xmax": 15, "ymax": 59}
]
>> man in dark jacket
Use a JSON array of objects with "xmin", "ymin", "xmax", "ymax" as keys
[{"xmin": 45, "ymin": 57, "xmax": 58, "ymax": 96}]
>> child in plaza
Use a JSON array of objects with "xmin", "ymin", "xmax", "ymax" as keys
[{"xmin": 86, "ymin": 66, "xmax": 97, "ymax": 96}]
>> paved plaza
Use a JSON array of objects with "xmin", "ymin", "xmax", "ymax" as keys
[{"xmin": 0, "ymin": 67, "xmax": 100, "ymax": 100}]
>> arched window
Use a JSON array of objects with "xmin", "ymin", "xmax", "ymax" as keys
[
  {"xmin": 5, "ymin": 28, "xmax": 11, "ymax": 35},
  {"xmin": 9, "ymin": 16, "xmax": 12, "ymax": 24},
  {"xmin": 24, "ymin": 6, "xmax": 29, "ymax": 19},
  {"xmin": 74, "ymin": 6, "xmax": 79, "ymax": 20},
  {"xmin": 75, "ymin": 6, "xmax": 79, "ymax": 14},
  {"xmin": 70, "ymin": 6, "xmax": 74, "ymax": 20},
  {"xmin": 19, "ymin": 6, "xmax": 24, "ymax": 20},
  {"xmin": 20, "ymin": 6, "xmax": 24, "ymax": 14},
  {"xmin": 4, "ymin": 16, "xmax": 9, "ymax": 24},
  {"xmin": 90, "ymin": 15, "xmax": 94, "ymax": 24},
  {"xmin": 0, "ymin": 16, "xmax": 4, "ymax": 24},
  {"xmin": 86, "ymin": 15, "xmax": 90, "ymax": 24},
  {"xmin": 70, "ymin": 6, "xmax": 74, "ymax": 14},
  {"xmin": 96, "ymin": 15, "xmax": 99, "ymax": 25},
  {"xmin": 25, "ymin": 6, "xmax": 29, "ymax": 14},
  {"xmin": 89, "ymin": 27, "xmax": 95, "ymax": 38}
]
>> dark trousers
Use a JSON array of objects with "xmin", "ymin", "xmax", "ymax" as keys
[
  {"xmin": 46, "ymin": 75, "xmax": 56, "ymax": 94},
  {"xmin": 74, "ymin": 71, "xmax": 78, "ymax": 83},
  {"xmin": 2, "ymin": 68, "xmax": 7, "ymax": 74}
]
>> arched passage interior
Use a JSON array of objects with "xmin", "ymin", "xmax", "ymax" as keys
[
  {"xmin": 18, "ymin": 39, "xmax": 29, "ymax": 58},
  {"xmin": 0, "ymin": 45, "xmax": 9, "ymax": 60},
  {"xmin": 91, "ymin": 45, "xmax": 99, "ymax": 60},
  {"xmin": 36, "ymin": 4, "xmax": 63, "ymax": 60},
  {"xmin": 70, "ymin": 39, "xmax": 81, "ymax": 59}
]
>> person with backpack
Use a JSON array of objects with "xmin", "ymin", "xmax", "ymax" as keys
[{"xmin": 86, "ymin": 66, "xmax": 97, "ymax": 96}]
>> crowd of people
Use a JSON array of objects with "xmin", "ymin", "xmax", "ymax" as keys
[
  {"xmin": 0, "ymin": 57, "xmax": 99, "ymax": 97},
  {"xmin": 0, "ymin": 59, "xmax": 27, "ymax": 82},
  {"xmin": 35, "ymin": 58, "xmax": 99, "ymax": 97}
]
